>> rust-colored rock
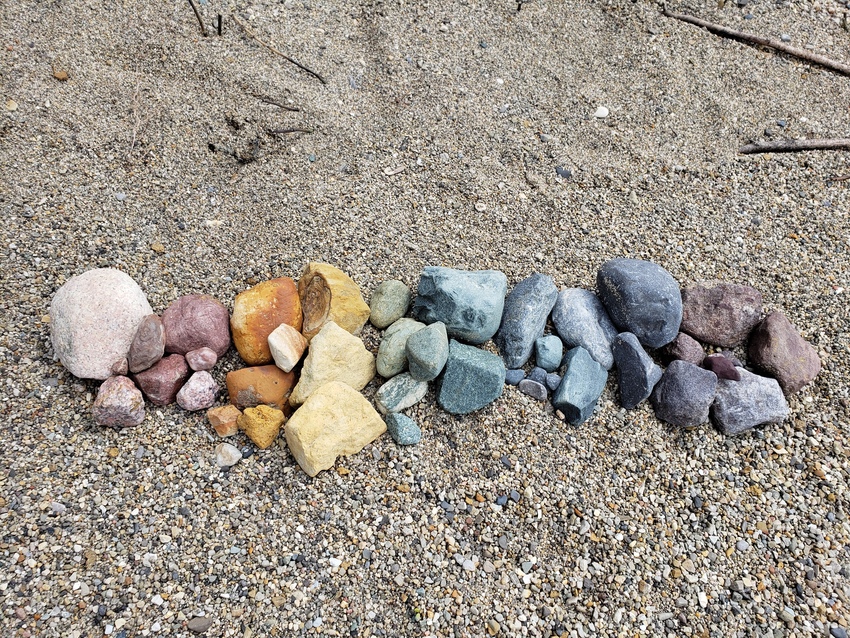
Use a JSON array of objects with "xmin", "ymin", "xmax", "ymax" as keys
[
  {"xmin": 226, "ymin": 365, "xmax": 296, "ymax": 410},
  {"xmin": 207, "ymin": 404, "xmax": 242, "ymax": 437},
  {"xmin": 128, "ymin": 314, "xmax": 165, "ymax": 373},
  {"xmin": 133, "ymin": 354, "xmax": 190, "ymax": 406},
  {"xmin": 231, "ymin": 278, "xmax": 302, "ymax": 365},
  {"xmin": 298, "ymin": 263, "xmax": 370, "ymax": 341},
  {"xmin": 162, "ymin": 294, "xmax": 231, "ymax": 357}
]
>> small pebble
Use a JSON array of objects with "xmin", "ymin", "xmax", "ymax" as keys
[{"xmin": 594, "ymin": 106, "xmax": 609, "ymax": 118}]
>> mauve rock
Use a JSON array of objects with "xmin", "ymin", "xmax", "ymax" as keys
[
  {"xmin": 661, "ymin": 332, "xmax": 706, "ymax": 365},
  {"xmin": 650, "ymin": 360, "xmax": 717, "ymax": 428},
  {"xmin": 405, "ymin": 321, "xmax": 449, "ymax": 381},
  {"xmin": 551, "ymin": 347, "xmax": 608, "ymax": 425},
  {"xmin": 176, "ymin": 371, "xmax": 219, "ymax": 411},
  {"xmin": 518, "ymin": 379, "xmax": 548, "ymax": 401},
  {"xmin": 376, "ymin": 318, "xmax": 425, "ymax": 378},
  {"xmin": 162, "ymin": 294, "xmax": 230, "ymax": 357},
  {"xmin": 133, "ymin": 354, "xmax": 190, "ymax": 406},
  {"xmin": 111, "ymin": 358, "xmax": 129, "ymax": 376},
  {"xmin": 207, "ymin": 404, "xmax": 242, "ymax": 437},
  {"xmin": 369, "ymin": 280, "xmax": 411, "ymax": 329},
  {"xmin": 186, "ymin": 347, "xmax": 217, "ymax": 371},
  {"xmin": 231, "ymin": 277, "xmax": 302, "ymax": 365},
  {"xmin": 128, "ymin": 314, "xmax": 165, "ymax": 373},
  {"xmin": 226, "ymin": 365, "xmax": 296, "ymax": 410},
  {"xmin": 551, "ymin": 288, "xmax": 618, "ymax": 370},
  {"xmin": 703, "ymin": 354, "xmax": 741, "ymax": 381},
  {"xmin": 494, "ymin": 273, "xmax": 558, "ymax": 368},
  {"xmin": 748, "ymin": 311, "xmax": 821, "ymax": 395},
  {"xmin": 50, "ymin": 268, "xmax": 153, "ymax": 380},
  {"xmin": 680, "ymin": 281, "xmax": 762, "ymax": 347},
  {"xmin": 612, "ymin": 332, "xmax": 663, "ymax": 409},
  {"xmin": 438, "ymin": 340, "xmax": 506, "ymax": 414},
  {"xmin": 711, "ymin": 368, "xmax": 789, "ymax": 436},
  {"xmin": 92, "ymin": 376, "xmax": 145, "ymax": 427}
]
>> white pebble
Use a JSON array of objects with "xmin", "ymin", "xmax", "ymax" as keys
[{"xmin": 594, "ymin": 106, "xmax": 609, "ymax": 118}]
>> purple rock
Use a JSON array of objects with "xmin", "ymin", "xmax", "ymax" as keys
[
  {"xmin": 134, "ymin": 354, "xmax": 190, "ymax": 406},
  {"xmin": 748, "ymin": 311, "xmax": 821, "ymax": 395},
  {"xmin": 518, "ymin": 379, "xmax": 548, "ymax": 401},
  {"xmin": 650, "ymin": 360, "xmax": 717, "ymax": 428},
  {"xmin": 128, "ymin": 314, "xmax": 166, "ymax": 373},
  {"xmin": 186, "ymin": 347, "xmax": 218, "ymax": 371},
  {"xmin": 92, "ymin": 376, "xmax": 145, "ymax": 427},
  {"xmin": 711, "ymin": 368, "xmax": 789, "ymax": 436},
  {"xmin": 505, "ymin": 369, "xmax": 525, "ymax": 386},
  {"xmin": 720, "ymin": 350, "xmax": 744, "ymax": 367},
  {"xmin": 680, "ymin": 281, "xmax": 762, "ymax": 347},
  {"xmin": 545, "ymin": 372, "xmax": 561, "ymax": 391},
  {"xmin": 162, "ymin": 294, "xmax": 231, "ymax": 358},
  {"xmin": 661, "ymin": 332, "xmax": 706, "ymax": 366},
  {"xmin": 703, "ymin": 354, "xmax": 741, "ymax": 381},
  {"xmin": 612, "ymin": 332, "xmax": 662, "ymax": 410},
  {"xmin": 528, "ymin": 367, "xmax": 548, "ymax": 385},
  {"xmin": 176, "ymin": 371, "xmax": 219, "ymax": 411}
]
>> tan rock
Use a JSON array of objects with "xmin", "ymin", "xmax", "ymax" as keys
[
  {"xmin": 226, "ymin": 365, "xmax": 296, "ymax": 410},
  {"xmin": 289, "ymin": 322, "xmax": 375, "ymax": 406},
  {"xmin": 268, "ymin": 323, "xmax": 308, "ymax": 372},
  {"xmin": 298, "ymin": 262, "xmax": 370, "ymax": 341},
  {"xmin": 231, "ymin": 277, "xmax": 302, "ymax": 365},
  {"xmin": 238, "ymin": 404, "xmax": 286, "ymax": 449},
  {"xmin": 285, "ymin": 381, "xmax": 386, "ymax": 477},
  {"xmin": 207, "ymin": 404, "xmax": 242, "ymax": 437}
]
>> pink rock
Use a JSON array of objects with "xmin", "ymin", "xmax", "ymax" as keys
[
  {"xmin": 92, "ymin": 376, "xmax": 145, "ymax": 427},
  {"xmin": 162, "ymin": 294, "xmax": 231, "ymax": 357},
  {"xmin": 134, "ymin": 354, "xmax": 190, "ymax": 406},
  {"xmin": 111, "ymin": 358, "xmax": 129, "ymax": 376},
  {"xmin": 186, "ymin": 347, "xmax": 218, "ymax": 371},
  {"xmin": 703, "ymin": 354, "xmax": 741, "ymax": 381},
  {"xmin": 748, "ymin": 311, "xmax": 821, "ymax": 395},
  {"xmin": 661, "ymin": 332, "xmax": 706, "ymax": 366},
  {"xmin": 128, "ymin": 314, "xmax": 166, "ymax": 373},
  {"xmin": 177, "ymin": 371, "xmax": 219, "ymax": 411}
]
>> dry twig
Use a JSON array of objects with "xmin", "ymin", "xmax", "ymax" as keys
[
  {"xmin": 233, "ymin": 15, "xmax": 326, "ymax": 84},
  {"xmin": 186, "ymin": 0, "xmax": 208, "ymax": 37},
  {"xmin": 739, "ymin": 138, "xmax": 850, "ymax": 154},
  {"xmin": 268, "ymin": 127, "xmax": 314, "ymax": 136},
  {"xmin": 829, "ymin": 174, "xmax": 850, "ymax": 182}
]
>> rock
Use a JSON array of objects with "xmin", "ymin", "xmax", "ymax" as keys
[
  {"xmin": 703, "ymin": 354, "xmax": 741, "ymax": 381},
  {"xmin": 748, "ymin": 311, "xmax": 821, "ymax": 395},
  {"xmin": 551, "ymin": 347, "xmax": 608, "ymax": 425},
  {"xmin": 518, "ymin": 379, "xmax": 547, "ymax": 401},
  {"xmin": 505, "ymin": 369, "xmax": 525, "ymax": 386},
  {"xmin": 597, "ymin": 258, "xmax": 683, "ymax": 348},
  {"xmin": 375, "ymin": 373, "xmax": 429, "ymax": 414},
  {"xmin": 535, "ymin": 335, "xmax": 563, "ymax": 373},
  {"xmin": 207, "ymin": 405, "xmax": 242, "ymax": 437},
  {"xmin": 185, "ymin": 347, "xmax": 217, "ymax": 371},
  {"xmin": 528, "ymin": 367, "xmax": 548, "ymax": 385},
  {"xmin": 545, "ymin": 372, "xmax": 562, "ymax": 391},
  {"xmin": 594, "ymin": 106, "xmax": 609, "ymax": 118},
  {"xmin": 289, "ymin": 322, "xmax": 376, "ymax": 406},
  {"xmin": 176, "ymin": 371, "xmax": 218, "ymax": 411},
  {"xmin": 237, "ymin": 404, "xmax": 286, "ymax": 449},
  {"xmin": 50, "ymin": 268, "xmax": 154, "ymax": 380},
  {"xmin": 187, "ymin": 616, "xmax": 213, "ymax": 634},
  {"xmin": 661, "ymin": 332, "xmax": 706, "ymax": 365},
  {"xmin": 133, "ymin": 354, "xmax": 190, "ymax": 406},
  {"xmin": 612, "ymin": 332, "xmax": 663, "ymax": 409},
  {"xmin": 111, "ymin": 358, "xmax": 128, "ymax": 376},
  {"xmin": 370, "ymin": 280, "xmax": 411, "ymax": 329},
  {"xmin": 376, "ymin": 318, "xmax": 425, "ymax": 378},
  {"xmin": 231, "ymin": 277, "xmax": 302, "ymax": 365},
  {"xmin": 650, "ymin": 360, "xmax": 718, "ymax": 428},
  {"xmin": 494, "ymin": 273, "xmax": 558, "ymax": 368},
  {"xmin": 680, "ymin": 281, "xmax": 762, "ymax": 347},
  {"xmin": 406, "ymin": 321, "xmax": 449, "ymax": 381},
  {"xmin": 438, "ymin": 340, "xmax": 506, "ymax": 414},
  {"xmin": 285, "ymin": 381, "xmax": 387, "ymax": 477},
  {"xmin": 162, "ymin": 294, "xmax": 231, "ymax": 357},
  {"xmin": 412, "ymin": 267, "xmax": 508, "ymax": 344},
  {"xmin": 298, "ymin": 262, "xmax": 371, "ymax": 341},
  {"xmin": 215, "ymin": 442, "xmax": 242, "ymax": 467},
  {"xmin": 385, "ymin": 413, "xmax": 422, "ymax": 445},
  {"xmin": 92, "ymin": 376, "xmax": 145, "ymax": 427},
  {"xmin": 267, "ymin": 323, "xmax": 308, "ymax": 373},
  {"xmin": 226, "ymin": 365, "xmax": 296, "ymax": 410},
  {"xmin": 127, "ymin": 314, "xmax": 165, "ymax": 374},
  {"xmin": 711, "ymin": 368, "xmax": 789, "ymax": 436},
  {"xmin": 551, "ymin": 288, "xmax": 619, "ymax": 370}
]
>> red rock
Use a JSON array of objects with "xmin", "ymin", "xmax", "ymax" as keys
[
  {"xmin": 231, "ymin": 278, "xmax": 302, "ymax": 365},
  {"xmin": 128, "ymin": 314, "xmax": 166, "ymax": 373},
  {"xmin": 176, "ymin": 371, "xmax": 219, "ymax": 411},
  {"xmin": 92, "ymin": 376, "xmax": 145, "ymax": 427},
  {"xmin": 748, "ymin": 311, "xmax": 821, "ymax": 395},
  {"xmin": 681, "ymin": 281, "xmax": 762, "ymax": 347},
  {"xmin": 162, "ymin": 294, "xmax": 230, "ymax": 357},
  {"xmin": 661, "ymin": 332, "xmax": 706, "ymax": 366},
  {"xmin": 186, "ymin": 347, "xmax": 217, "ymax": 371},
  {"xmin": 207, "ymin": 405, "xmax": 242, "ymax": 437},
  {"xmin": 703, "ymin": 354, "xmax": 741, "ymax": 381},
  {"xmin": 226, "ymin": 365, "xmax": 295, "ymax": 410},
  {"xmin": 134, "ymin": 354, "xmax": 190, "ymax": 406}
]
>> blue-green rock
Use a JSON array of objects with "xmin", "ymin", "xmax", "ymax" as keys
[
  {"xmin": 438, "ymin": 340, "xmax": 506, "ymax": 414},
  {"xmin": 406, "ymin": 321, "xmax": 449, "ymax": 381},
  {"xmin": 375, "ymin": 372, "xmax": 428, "ymax": 414},
  {"xmin": 494, "ymin": 273, "xmax": 558, "ymax": 368},
  {"xmin": 369, "ymin": 280, "xmax": 411, "ymax": 329},
  {"xmin": 535, "ymin": 335, "xmax": 563, "ymax": 373},
  {"xmin": 376, "ymin": 318, "xmax": 425, "ymax": 378},
  {"xmin": 552, "ymin": 347, "xmax": 608, "ymax": 425},
  {"xmin": 385, "ymin": 413, "xmax": 422, "ymax": 445}
]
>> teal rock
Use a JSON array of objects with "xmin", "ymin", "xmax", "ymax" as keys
[
  {"xmin": 552, "ymin": 347, "xmax": 608, "ymax": 425},
  {"xmin": 438, "ymin": 340, "xmax": 506, "ymax": 414},
  {"xmin": 369, "ymin": 280, "xmax": 411, "ymax": 329},
  {"xmin": 494, "ymin": 273, "xmax": 558, "ymax": 368},
  {"xmin": 375, "ymin": 373, "xmax": 428, "ymax": 414},
  {"xmin": 376, "ymin": 318, "xmax": 425, "ymax": 378},
  {"xmin": 385, "ymin": 413, "xmax": 422, "ymax": 445},
  {"xmin": 406, "ymin": 321, "xmax": 449, "ymax": 381},
  {"xmin": 534, "ymin": 335, "xmax": 563, "ymax": 373}
]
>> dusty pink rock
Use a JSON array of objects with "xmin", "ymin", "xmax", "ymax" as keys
[
  {"xmin": 176, "ymin": 371, "xmax": 219, "ymax": 411},
  {"xmin": 92, "ymin": 376, "xmax": 145, "ymax": 427},
  {"xmin": 134, "ymin": 354, "xmax": 190, "ymax": 406},
  {"xmin": 681, "ymin": 281, "xmax": 762, "ymax": 347},
  {"xmin": 128, "ymin": 314, "xmax": 166, "ymax": 373},
  {"xmin": 703, "ymin": 354, "xmax": 741, "ymax": 381},
  {"xmin": 162, "ymin": 294, "xmax": 230, "ymax": 357},
  {"xmin": 661, "ymin": 332, "xmax": 706, "ymax": 366},
  {"xmin": 111, "ymin": 358, "xmax": 129, "ymax": 376},
  {"xmin": 748, "ymin": 311, "xmax": 821, "ymax": 395},
  {"xmin": 186, "ymin": 347, "xmax": 218, "ymax": 371}
]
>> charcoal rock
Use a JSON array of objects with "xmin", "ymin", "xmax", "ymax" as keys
[
  {"xmin": 651, "ymin": 360, "xmax": 717, "ymax": 428},
  {"xmin": 494, "ymin": 273, "xmax": 558, "ymax": 368},
  {"xmin": 612, "ymin": 332, "xmax": 662, "ymax": 409}
]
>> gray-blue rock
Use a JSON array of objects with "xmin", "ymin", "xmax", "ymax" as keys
[
  {"xmin": 438, "ymin": 340, "xmax": 506, "ymax": 414},
  {"xmin": 711, "ymin": 368, "xmax": 789, "ymax": 436},
  {"xmin": 518, "ymin": 379, "xmax": 547, "ymax": 401},
  {"xmin": 552, "ymin": 347, "xmax": 608, "ymax": 425},
  {"xmin": 650, "ymin": 360, "xmax": 717, "ymax": 428},
  {"xmin": 369, "ymin": 280, "xmax": 411, "ymax": 329},
  {"xmin": 375, "ymin": 373, "xmax": 428, "ymax": 414},
  {"xmin": 535, "ymin": 335, "xmax": 563, "ymax": 373},
  {"xmin": 612, "ymin": 332, "xmax": 663, "ymax": 409},
  {"xmin": 597, "ymin": 258, "xmax": 682, "ymax": 348},
  {"xmin": 376, "ymin": 318, "xmax": 425, "ymax": 378},
  {"xmin": 545, "ymin": 372, "xmax": 561, "ymax": 391},
  {"xmin": 413, "ymin": 267, "xmax": 508, "ymax": 345},
  {"xmin": 528, "ymin": 367, "xmax": 548, "ymax": 384},
  {"xmin": 405, "ymin": 321, "xmax": 449, "ymax": 381},
  {"xmin": 385, "ymin": 413, "xmax": 422, "ymax": 445},
  {"xmin": 551, "ymin": 289, "xmax": 618, "ymax": 370},
  {"xmin": 505, "ymin": 369, "xmax": 525, "ymax": 386},
  {"xmin": 494, "ymin": 273, "xmax": 558, "ymax": 368}
]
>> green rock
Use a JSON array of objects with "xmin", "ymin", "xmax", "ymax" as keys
[
  {"xmin": 369, "ymin": 280, "xmax": 411, "ymax": 329},
  {"xmin": 376, "ymin": 318, "xmax": 425, "ymax": 378},
  {"xmin": 385, "ymin": 413, "xmax": 422, "ymax": 445},
  {"xmin": 375, "ymin": 373, "xmax": 428, "ymax": 414},
  {"xmin": 438, "ymin": 340, "xmax": 505, "ymax": 414},
  {"xmin": 406, "ymin": 321, "xmax": 449, "ymax": 381},
  {"xmin": 552, "ymin": 346, "xmax": 607, "ymax": 425}
]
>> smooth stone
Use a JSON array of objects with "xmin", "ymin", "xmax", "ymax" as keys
[
  {"xmin": 207, "ymin": 404, "xmax": 242, "ymax": 437},
  {"xmin": 369, "ymin": 280, "xmax": 411, "ymax": 329},
  {"xmin": 528, "ymin": 367, "xmax": 548, "ymax": 384},
  {"xmin": 185, "ymin": 347, "xmax": 217, "ymax": 371},
  {"xmin": 505, "ymin": 369, "xmax": 525, "ymax": 386},
  {"xmin": 703, "ymin": 354, "xmax": 741, "ymax": 381},
  {"xmin": 231, "ymin": 277, "xmax": 302, "ymax": 365},
  {"xmin": 650, "ymin": 360, "xmax": 718, "ymax": 428},
  {"xmin": 187, "ymin": 616, "xmax": 213, "ymax": 634},
  {"xmin": 127, "ymin": 314, "xmax": 165, "ymax": 374},
  {"xmin": 711, "ymin": 368, "xmax": 789, "ymax": 436},
  {"xmin": 375, "ymin": 373, "xmax": 428, "ymax": 414},
  {"xmin": 594, "ymin": 106, "xmax": 609, "ymax": 118},
  {"xmin": 494, "ymin": 273, "xmax": 558, "ymax": 368},
  {"xmin": 661, "ymin": 332, "xmax": 706, "ymax": 365},
  {"xmin": 267, "ymin": 323, "xmax": 308, "ymax": 373},
  {"xmin": 612, "ymin": 332, "xmax": 662, "ymax": 409},
  {"xmin": 92, "ymin": 376, "xmax": 145, "ymax": 427},
  {"xmin": 748, "ymin": 311, "xmax": 821, "ymax": 395},
  {"xmin": 551, "ymin": 347, "xmax": 607, "ymax": 425},
  {"xmin": 680, "ymin": 280, "xmax": 763, "ymax": 347},
  {"xmin": 545, "ymin": 372, "xmax": 561, "ymax": 391},
  {"xmin": 215, "ymin": 442, "xmax": 242, "ymax": 467},
  {"xmin": 535, "ymin": 335, "xmax": 563, "ymax": 373},
  {"xmin": 385, "ymin": 413, "xmax": 422, "ymax": 445},
  {"xmin": 597, "ymin": 258, "xmax": 683, "ymax": 348},
  {"xmin": 376, "ymin": 318, "xmax": 425, "ymax": 378},
  {"xmin": 406, "ymin": 321, "xmax": 449, "ymax": 381},
  {"xmin": 133, "ymin": 354, "xmax": 190, "ymax": 406},
  {"xmin": 412, "ymin": 266, "xmax": 508, "ymax": 345},
  {"xmin": 226, "ymin": 365, "xmax": 296, "ymax": 410},
  {"xmin": 237, "ymin": 404, "xmax": 286, "ymax": 449},
  {"xmin": 551, "ymin": 288, "xmax": 618, "ymax": 370},
  {"xmin": 162, "ymin": 294, "xmax": 231, "ymax": 357},
  {"xmin": 176, "ymin": 371, "xmax": 219, "ymax": 411},
  {"xmin": 298, "ymin": 262, "xmax": 371, "ymax": 341},
  {"xmin": 518, "ymin": 379, "xmax": 547, "ymax": 401},
  {"xmin": 438, "ymin": 340, "xmax": 505, "ymax": 414}
]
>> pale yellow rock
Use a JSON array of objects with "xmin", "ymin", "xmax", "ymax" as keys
[
  {"xmin": 298, "ymin": 262, "xmax": 370, "ymax": 341},
  {"xmin": 237, "ymin": 404, "xmax": 286, "ymax": 449},
  {"xmin": 285, "ymin": 381, "xmax": 386, "ymax": 477},
  {"xmin": 268, "ymin": 323, "xmax": 308, "ymax": 373},
  {"xmin": 289, "ymin": 322, "xmax": 375, "ymax": 406}
]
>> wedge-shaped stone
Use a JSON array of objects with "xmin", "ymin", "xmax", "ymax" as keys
[
  {"xmin": 298, "ymin": 263, "xmax": 370, "ymax": 341},
  {"xmin": 238, "ymin": 404, "xmax": 286, "ymax": 449},
  {"xmin": 551, "ymin": 347, "xmax": 607, "ymax": 425},
  {"xmin": 375, "ymin": 373, "xmax": 428, "ymax": 414},
  {"xmin": 377, "ymin": 318, "xmax": 425, "ymax": 378},
  {"xmin": 494, "ymin": 273, "xmax": 558, "ymax": 368},
  {"xmin": 268, "ymin": 323, "xmax": 308, "ymax": 373}
]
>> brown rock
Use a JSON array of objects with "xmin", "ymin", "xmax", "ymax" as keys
[
  {"xmin": 298, "ymin": 262, "xmax": 371, "ymax": 341},
  {"xmin": 133, "ymin": 354, "xmax": 190, "ymax": 406},
  {"xmin": 207, "ymin": 405, "xmax": 242, "ymax": 437},
  {"xmin": 128, "ymin": 314, "xmax": 165, "ymax": 373},
  {"xmin": 681, "ymin": 281, "xmax": 762, "ymax": 347},
  {"xmin": 226, "ymin": 365, "xmax": 296, "ymax": 410},
  {"xmin": 661, "ymin": 332, "xmax": 706, "ymax": 366},
  {"xmin": 162, "ymin": 294, "xmax": 231, "ymax": 357},
  {"xmin": 748, "ymin": 311, "xmax": 821, "ymax": 395},
  {"xmin": 92, "ymin": 376, "xmax": 145, "ymax": 427},
  {"xmin": 231, "ymin": 278, "xmax": 302, "ymax": 365},
  {"xmin": 238, "ymin": 404, "xmax": 286, "ymax": 449},
  {"xmin": 186, "ymin": 347, "xmax": 217, "ymax": 371}
]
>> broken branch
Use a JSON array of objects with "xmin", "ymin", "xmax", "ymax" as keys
[
  {"xmin": 739, "ymin": 138, "xmax": 850, "ymax": 154},
  {"xmin": 268, "ymin": 127, "xmax": 314, "ymax": 136},
  {"xmin": 233, "ymin": 15, "xmax": 326, "ymax": 85},
  {"xmin": 186, "ymin": 0, "xmax": 208, "ymax": 37}
]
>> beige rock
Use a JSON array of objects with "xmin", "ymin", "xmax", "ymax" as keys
[
  {"xmin": 298, "ymin": 262, "xmax": 370, "ymax": 341},
  {"xmin": 238, "ymin": 404, "xmax": 286, "ymax": 449},
  {"xmin": 289, "ymin": 322, "xmax": 375, "ymax": 406},
  {"xmin": 285, "ymin": 381, "xmax": 386, "ymax": 477},
  {"xmin": 207, "ymin": 404, "xmax": 242, "ymax": 437},
  {"xmin": 268, "ymin": 323, "xmax": 308, "ymax": 373},
  {"xmin": 231, "ymin": 278, "xmax": 302, "ymax": 365}
]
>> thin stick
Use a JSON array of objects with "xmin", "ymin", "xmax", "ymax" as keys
[
  {"xmin": 268, "ymin": 127, "xmax": 314, "ymax": 135},
  {"xmin": 830, "ymin": 174, "xmax": 850, "ymax": 182},
  {"xmin": 662, "ymin": 5, "xmax": 850, "ymax": 77},
  {"xmin": 186, "ymin": 0, "xmax": 207, "ymax": 37},
  {"xmin": 255, "ymin": 95, "xmax": 301, "ymax": 111},
  {"xmin": 233, "ymin": 15, "xmax": 326, "ymax": 84},
  {"xmin": 739, "ymin": 138, "xmax": 850, "ymax": 154}
]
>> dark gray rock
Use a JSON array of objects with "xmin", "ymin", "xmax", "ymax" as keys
[
  {"xmin": 612, "ymin": 332, "xmax": 662, "ymax": 409},
  {"xmin": 385, "ymin": 413, "xmax": 422, "ymax": 445},
  {"xmin": 711, "ymin": 368, "xmax": 789, "ymax": 436},
  {"xmin": 650, "ymin": 360, "xmax": 717, "ymax": 428},
  {"xmin": 551, "ymin": 347, "xmax": 608, "ymax": 425},
  {"xmin": 518, "ymin": 379, "xmax": 547, "ymax": 401},
  {"xmin": 703, "ymin": 354, "xmax": 741, "ymax": 381},
  {"xmin": 535, "ymin": 335, "xmax": 563, "ymax": 373},
  {"xmin": 661, "ymin": 332, "xmax": 706, "ymax": 365},
  {"xmin": 505, "ymin": 369, "xmax": 525, "ymax": 386},
  {"xmin": 438, "ymin": 340, "xmax": 506, "ymax": 414},
  {"xmin": 681, "ymin": 280, "xmax": 762, "ymax": 347},
  {"xmin": 748, "ymin": 311, "xmax": 821, "ymax": 395},
  {"xmin": 528, "ymin": 367, "xmax": 548, "ymax": 385},
  {"xmin": 494, "ymin": 273, "xmax": 558, "ymax": 368},
  {"xmin": 551, "ymin": 288, "xmax": 618, "ymax": 370},
  {"xmin": 405, "ymin": 321, "xmax": 449, "ymax": 381},
  {"xmin": 545, "ymin": 372, "xmax": 561, "ymax": 391}
]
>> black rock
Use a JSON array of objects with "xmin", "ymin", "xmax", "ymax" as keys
[{"xmin": 612, "ymin": 332, "xmax": 662, "ymax": 409}]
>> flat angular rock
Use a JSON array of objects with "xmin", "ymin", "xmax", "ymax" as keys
[
  {"xmin": 535, "ymin": 335, "xmax": 563, "ymax": 373},
  {"xmin": 661, "ymin": 332, "xmax": 706, "ymax": 365},
  {"xmin": 438, "ymin": 340, "xmax": 506, "ymax": 414},
  {"xmin": 370, "ymin": 280, "xmax": 411, "ymax": 329},
  {"xmin": 268, "ymin": 323, "xmax": 308, "ymax": 373},
  {"xmin": 133, "ymin": 354, "xmax": 190, "ymax": 406},
  {"xmin": 385, "ymin": 413, "xmax": 422, "ymax": 445},
  {"xmin": 215, "ymin": 442, "xmax": 242, "ymax": 467},
  {"xmin": 127, "ymin": 314, "xmax": 165, "ymax": 374},
  {"xmin": 551, "ymin": 347, "xmax": 608, "ymax": 425},
  {"xmin": 551, "ymin": 288, "xmax": 619, "ymax": 370},
  {"xmin": 376, "ymin": 318, "xmax": 425, "ymax": 378},
  {"xmin": 681, "ymin": 281, "xmax": 762, "ymax": 347},
  {"xmin": 703, "ymin": 354, "xmax": 741, "ymax": 381},
  {"xmin": 285, "ymin": 381, "xmax": 387, "ymax": 477},
  {"xmin": 494, "ymin": 273, "xmax": 558, "ymax": 368},
  {"xmin": 406, "ymin": 321, "xmax": 449, "ymax": 381},
  {"xmin": 505, "ymin": 369, "xmax": 525, "ymax": 386},
  {"xmin": 176, "ymin": 371, "xmax": 219, "ymax": 411},
  {"xmin": 226, "ymin": 365, "xmax": 296, "ymax": 410},
  {"xmin": 375, "ymin": 373, "xmax": 429, "ymax": 414},
  {"xmin": 412, "ymin": 267, "xmax": 508, "ymax": 345},
  {"xmin": 298, "ymin": 263, "xmax": 371, "ymax": 341},
  {"xmin": 238, "ymin": 404, "xmax": 286, "ymax": 449},
  {"xmin": 207, "ymin": 404, "xmax": 242, "ymax": 437},
  {"xmin": 518, "ymin": 379, "xmax": 548, "ymax": 401},
  {"xmin": 712, "ymin": 368, "xmax": 789, "ymax": 436},
  {"xmin": 612, "ymin": 332, "xmax": 663, "ymax": 409},
  {"xmin": 162, "ymin": 294, "xmax": 231, "ymax": 357},
  {"xmin": 92, "ymin": 376, "xmax": 145, "ymax": 427},
  {"xmin": 748, "ymin": 311, "xmax": 821, "ymax": 395},
  {"xmin": 231, "ymin": 277, "xmax": 302, "ymax": 365},
  {"xmin": 650, "ymin": 360, "xmax": 717, "ymax": 428},
  {"xmin": 185, "ymin": 347, "xmax": 217, "ymax": 371},
  {"xmin": 597, "ymin": 259, "xmax": 682, "ymax": 348}
]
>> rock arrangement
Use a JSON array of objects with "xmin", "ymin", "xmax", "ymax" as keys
[{"xmin": 49, "ymin": 259, "xmax": 821, "ymax": 478}]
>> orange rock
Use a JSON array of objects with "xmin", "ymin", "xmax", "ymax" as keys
[
  {"xmin": 226, "ymin": 365, "xmax": 296, "ymax": 410},
  {"xmin": 231, "ymin": 278, "xmax": 302, "ymax": 365},
  {"xmin": 207, "ymin": 404, "xmax": 242, "ymax": 437}
]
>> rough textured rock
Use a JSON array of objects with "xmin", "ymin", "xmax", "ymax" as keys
[
  {"xmin": 185, "ymin": 347, "xmax": 217, "ymax": 371},
  {"xmin": 369, "ymin": 280, "xmax": 411, "ymax": 329},
  {"xmin": 176, "ymin": 371, "xmax": 219, "ymax": 411},
  {"xmin": 438, "ymin": 340, "xmax": 506, "ymax": 414},
  {"xmin": 385, "ymin": 413, "xmax": 422, "ymax": 445},
  {"xmin": 612, "ymin": 332, "xmax": 663, "ymax": 409},
  {"xmin": 162, "ymin": 294, "xmax": 231, "ymax": 357},
  {"xmin": 133, "ymin": 354, "xmax": 190, "ymax": 406},
  {"xmin": 597, "ymin": 258, "xmax": 683, "ymax": 348},
  {"xmin": 127, "ymin": 314, "xmax": 165, "ymax": 374},
  {"xmin": 111, "ymin": 358, "xmax": 129, "ymax": 376},
  {"xmin": 535, "ymin": 335, "xmax": 563, "ymax": 373},
  {"xmin": 238, "ymin": 404, "xmax": 286, "ymax": 449},
  {"xmin": 215, "ymin": 442, "xmax": 242, "ymax": 467},
  {"xmin": 545, "ymin": 372, "xmax": 562, "ymax": 391},
  {"xmin": 231, "ymin": 277, "xmax": 302, "ymax": 365},
  {"xmin": 298, "ymin": 262, "xmax": 370, "ymax": 341},
  {"xmin": 528, "ymin": 367, "xmax": 548, "ymax": 385},
  {"xmin": 712, "ymin": 368, "xmax": 789, "ymax": 436},
  {"xmin": 267, "ymin": 323, "xmax": 308, "ymax": 373},
  {"xmin": 406, "ymin": 321, "xmax": 449, "ymax": 381},
  {"xmin": 551, "ymin": 288, "xmax": 619, "ymax": 370},
  {"xmin": 505, "ymin": 369, "xmax": 525, "ymax": 386},
  {"xmin": 551, "ymin": 347, "xmax": 608, "ymax": 425},
  {"xmin": 518, "ymin": 379, "xmax": 548, "ymax": 401},
  {"xmin": 748, "ymin": 311, "xmax": 821, "ymax": 395},
  {"xmin": 412, "ymin": 267, "xmax": 508, "ymax": 345},
  {"xmin": 376, "ymin": 318, "xmax": 425, "ymax": 378},
  {"xmin": 226, "ymin": 365, "xmax": 296, "ymax": 410},
  {"xmin": 375, "ymin": 373, "xmax": 429, "ymax": 414},
  {"xmin": 681, "ymin": 280, "xmax": 762, "ymax": 347},
  {"xmin": 651, "ymin": 360, "xmax": 718, "ymax": 428},
  {"xmin": 92, "ymin": 376, "xmax": 145, "ymax": 427},
  {"xmin": 207, "ymin": 404, "xmax": 242, "ymax": 437},
  {"xmin": 50, "ymin": 268, "xmax": 154, "ymax": 380},
  {"xmin": 661, "ymin": 332, "xmax": 706, "ymax": 365},
  {"xmin": 289, "ymin": 322, "xmax": 376, "ymax": 406},
  {"xmin": 703, "ymin": 354, "xmax": 741, "ymax": 381},
  {"xmin": 285, "ymin": 381, "xmax": 387, "ymax": 477},
  {"xmin": 494, "ymin": 273, "xmax": 558, "ymax": 368}
]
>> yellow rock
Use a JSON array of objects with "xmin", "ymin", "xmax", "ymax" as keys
[
  {"xmin": 298, "ymin": 263, "xmax": 370, "ymax": 341},
  {"xmin": 238, "ymin": 404, "xmax": 286, "ymax": 449}
]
